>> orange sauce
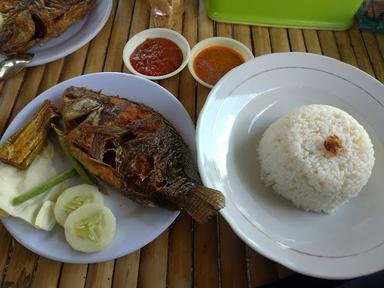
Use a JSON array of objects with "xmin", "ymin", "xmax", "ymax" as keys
[{"xmin": 193, "ymin": 46, "xmax": 245, "ymax": 85}]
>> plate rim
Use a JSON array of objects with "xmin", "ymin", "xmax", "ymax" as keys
[
  {"xmin": 25, "ymin": 0, "xmax": 113, "ymax": 67},
  {"xmin": 0, "ymin": 72, "xmax": 198, "ymax": 263},
  {"xmin": 196, "ymin": 52, "xmax": 384, "ymax": 279}
]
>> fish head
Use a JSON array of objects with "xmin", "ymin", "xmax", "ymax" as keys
[{"xmin": 0, "ymin": 9, "xmax": 36, "ymax": 55}]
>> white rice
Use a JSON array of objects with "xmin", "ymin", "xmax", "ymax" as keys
[{"xmin": 258, "ymin": 104, "xmax": 375, "ymax": 213}]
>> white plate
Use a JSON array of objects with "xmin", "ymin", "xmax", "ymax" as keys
[
  {"xmin": 0, "ymin": 0, "xmax": 112, "ymax": 67},
  {"xmin": 0, "ymin": 72, "xmax": 197, "ymax": 263},
  {"xmin": 196, "ymin": 52, "xmax": 384, "ymax": 279}
]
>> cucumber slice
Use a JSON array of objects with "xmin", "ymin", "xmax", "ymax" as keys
[
  {"xmin": 54, "ymin": 184, "xmax": 103, "ymax": 226},
  {"xmin": 35, "ymin": 201, "xmax": 56, "ymax": 231},
  {"xmin": 64, "ymin": 203, "xmax": 116, "ymax": 253}
]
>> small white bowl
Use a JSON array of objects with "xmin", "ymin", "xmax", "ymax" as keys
[
  {"xmin": 123, "ymin": 28, "xmax": 191, "ymax": 80},
  {"xmin": 188, "ymin": 37, "xmax": 254, "ymax": 88}
]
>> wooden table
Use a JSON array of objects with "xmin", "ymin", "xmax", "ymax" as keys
[{"xmin": 0, "ymin": 0, "xmax": 383, "ymax": 287}]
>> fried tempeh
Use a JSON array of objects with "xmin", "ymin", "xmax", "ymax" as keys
[{"xmin": 0, "ymin": 100, "xmax": 58, "ymax": 169}]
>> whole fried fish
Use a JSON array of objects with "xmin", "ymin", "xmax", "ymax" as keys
[
  {"xmin": 62, "ymin": 87, "xmax": 225, "ymax": 223},
  {"xmin": 0, "ymin": 0, "xmax": 94, "ymax": 55}
]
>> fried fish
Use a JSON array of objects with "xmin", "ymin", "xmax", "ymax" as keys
[
  {"xmin": 0, "ymin": 0, "xmax": 94, "ymax": 55},
  {"xmin": 62, "ymin": 87, "xmax": 225, "ymax": 223}
]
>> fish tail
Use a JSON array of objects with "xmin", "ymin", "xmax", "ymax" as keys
[{"xmin": 182, "ymin": 186, "xmax": 225, "ymax": 223}]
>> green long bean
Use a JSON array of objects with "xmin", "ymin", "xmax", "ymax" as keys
[
  {"xmin": 13, "ymin": 168, "xmax": 76, "ymax": 206},
  {"xmin": 52, "ymin": 125, "xmax": 94, "ymax": 185}
]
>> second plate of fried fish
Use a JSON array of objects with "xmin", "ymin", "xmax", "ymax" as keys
[{"xmin": 0, "ymin": 0, "xmax": 112, "ymax": 66}]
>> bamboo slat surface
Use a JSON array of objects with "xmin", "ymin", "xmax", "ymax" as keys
[{"xmin": 0, "ymin": 0, "xmax": 383, "ymax": 287}]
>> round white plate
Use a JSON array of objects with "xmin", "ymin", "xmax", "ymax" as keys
[
  {"xmin": 0, "ymin": 0, "xmax": 112, "ymax": 67},
  {"xmin": 197, "ymin": 52, "xmax": 384, "ymax": 279},
  {"xmin": 0, "ymin": 72, "xmax": 197, "ymax": 263}
]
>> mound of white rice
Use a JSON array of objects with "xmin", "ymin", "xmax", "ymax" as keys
[{"xmin": 258, "ymin": 105, "xmax": 375, "ymax": 213}]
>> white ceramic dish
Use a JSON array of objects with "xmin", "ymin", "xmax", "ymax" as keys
[
  {"xmin": 0, "ymin": 0, "xmax": 112, "ymax": 67},
  {"xmin": 123, "ymin": 28, "xmax": 190, "ymax": 80},
  {"xmin": 196, "ymin": 52, "xmax": 384, "ymax": 279},
  {"xmin": 0, "ymin": 72, "xmax": 197, "ymax": 263},
  {"xmin": 188, "ymin": 37, "xmax": 254, "ymax": 88}
]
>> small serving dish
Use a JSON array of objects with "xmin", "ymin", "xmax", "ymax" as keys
[
  {"xmin": 123, "ymin": 28, "xmax": 191, "ymax": 80},
  {"xmin": 188, "ymin": 37, "xmax": 254, "ymax": 88}
]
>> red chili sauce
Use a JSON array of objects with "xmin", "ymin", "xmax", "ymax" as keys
[
  {"xmin": 193, "ymin": 46, "xmax": 245, "ymax": 85},
  {"xmin": 130, "ymin": 38, "xmax": 183, "ymax": 76}
]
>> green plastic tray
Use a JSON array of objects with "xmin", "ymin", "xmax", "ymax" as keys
[{"xmin": 205, "ymin": 0, "xmax": 363, "ymax": 30}]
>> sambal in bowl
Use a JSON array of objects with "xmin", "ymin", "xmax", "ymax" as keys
[
  {"xmin": 123, "ymin": 28, "xmax": 190, "ymax": 80},
  {"xmin": 189, "ymin": 37, "xmax": 254, "ymax": 88}
]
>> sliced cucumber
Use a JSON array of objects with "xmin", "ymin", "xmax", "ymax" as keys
[
  {"xmin": 35, "ymin": 201, "xmax": 56, "ymax": 231},
  {"xmin": 54, "ymin": 184, "xmax": 103, "ymax": 226},
  {"xmin": 64, "ymin": 203, "xmax": 116, "ymax": 253}
]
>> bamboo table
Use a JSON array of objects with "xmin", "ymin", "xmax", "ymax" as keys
[{"xmin": 0, "ymin": 0, "xmax": 383, "ymax": 287}]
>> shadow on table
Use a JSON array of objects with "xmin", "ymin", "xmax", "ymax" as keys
[{"xmin": 260, "ymin": 270, "xmax": 384, "ymax": 288}]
